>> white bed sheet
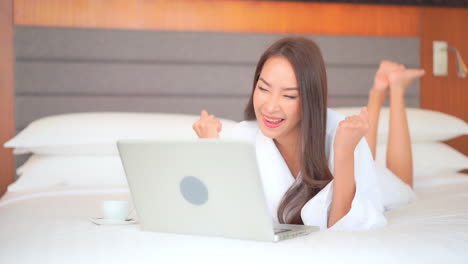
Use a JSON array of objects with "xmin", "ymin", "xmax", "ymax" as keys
[{"xmin": 1, "ymin": 174, "xmax": 467, "ymax": 264}]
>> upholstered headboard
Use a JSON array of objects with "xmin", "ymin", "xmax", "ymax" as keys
[{"xmin": 15, "ymin": 26, "xmax": 419, "ymax": 127}]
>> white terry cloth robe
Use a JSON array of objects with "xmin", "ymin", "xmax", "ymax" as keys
[{"xmin": 222, "ymin": 108, "xmax": 415, "ymax": 231}]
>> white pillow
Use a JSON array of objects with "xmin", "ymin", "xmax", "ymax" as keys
[
  {"xmin": 4, "ymin": 112, "xmax": 238, "ymax": 155},
  {"xmin": 333, "ymin": 107, "xmax": 468, "ymax": 143},
  {"xmin": 375, "ymin": 143, "xmax": 468, "ymax": 177},
  {"xmin": 8, "ymin": 155, "xmax": 127, "ymax": 192}
]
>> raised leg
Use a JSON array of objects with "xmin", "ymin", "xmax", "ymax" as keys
[
  {"xmin": 365, "ymin": 61, "xmax": 403, "ymax": 160},
  {"xmin": 386, "ymin": 69, "xmax": 425, "ymax": 188},
  {"xmin": 366, "ymin": 87, "xmax": 386, "ymax": 160}
]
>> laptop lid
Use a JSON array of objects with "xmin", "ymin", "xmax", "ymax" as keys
[{"xmin": 117, "ymin": 139, "xmax": 277, "ymax": 241}]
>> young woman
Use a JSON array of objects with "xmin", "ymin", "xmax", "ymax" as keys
[{"xmin": 192, "ymin": 37, "xmax": 425, "ymax": 230}]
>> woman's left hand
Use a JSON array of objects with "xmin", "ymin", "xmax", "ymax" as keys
[{"xmin": 333, "ymin": 107, "xmax": 369, "ymax": 155}]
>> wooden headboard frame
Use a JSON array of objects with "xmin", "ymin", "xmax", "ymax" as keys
[
  {"xmin": 1, "ymin": 0, "xmax": 467, "ymax": 196},
  {"xmin": 0, "ymin": 0, "xmax": 15, "ymax": 196}
]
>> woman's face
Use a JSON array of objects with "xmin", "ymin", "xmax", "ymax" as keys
[{"xmin": 253, "ymin": 56, "xmax": 301, "ymax": 141}]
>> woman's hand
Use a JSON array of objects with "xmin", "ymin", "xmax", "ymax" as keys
[
  {"xmin": 333, "ymin": 107, "xmax": 369, "ymax": 156},
  {"xmin": 328, "ymin": 108, "xmax": 368, "ymax": 227},
  {"xmin": 192, "ymin": 110, "xmax": 222, "ymax": 138}
]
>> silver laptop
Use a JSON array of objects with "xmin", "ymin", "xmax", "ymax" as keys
[{"xmin": 117, "ymin": 139, "xmax": 318, "ymax": 242}]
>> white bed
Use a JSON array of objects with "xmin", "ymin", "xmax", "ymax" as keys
[
  {"xmin": 0, "ymin": 172, "xmax": 467, "ymax": 264},
  {"xmin": 1, "ymin": 110, "xmax": 467, "ymax": 263}
]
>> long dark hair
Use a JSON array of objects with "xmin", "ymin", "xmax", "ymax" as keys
[{"xmin": 245, "ymin": 37, "xmax": 333, "ymax": 225}]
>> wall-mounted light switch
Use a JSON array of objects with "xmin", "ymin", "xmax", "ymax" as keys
[{"xmin": 433, "ymin": 41, "xmax": 448, "ymax": 76}]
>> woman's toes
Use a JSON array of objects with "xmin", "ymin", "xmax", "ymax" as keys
[
  {"xmin": 405, "ymin": 69, "xmax": 426, "ymax": 80},
  {"xmin": 388, "ymin": 68, "xmax": 425, "ymax": 92}
]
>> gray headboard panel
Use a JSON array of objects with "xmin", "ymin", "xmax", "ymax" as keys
[{"xmin": 15, "ymin": 26, "xmax": 420, "ymax": 131}]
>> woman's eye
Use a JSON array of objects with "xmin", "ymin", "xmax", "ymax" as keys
[
  {"xmin": 258, "ymin": 87, "xmax": 268, "ymax": 92},
  {"xmin": 284, "ymin": 95, "xmax": 297, "ymax": 99}
]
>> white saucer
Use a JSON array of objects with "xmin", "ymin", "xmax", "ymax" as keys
[{"xmin": 89, "ymin": 217, "xmax": 137, "ymax": 225}]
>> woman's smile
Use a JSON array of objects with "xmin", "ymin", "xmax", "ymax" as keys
[{"xmin": 262, "ymin": 114, "xmax": 285, "ymax": 128}]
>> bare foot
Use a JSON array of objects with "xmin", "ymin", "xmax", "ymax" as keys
[
  {"xmin": 388, "ymin": 68, "xmax": 425, "ymax": 95},
  {"xmin": 373, "ymin": 60, "xmax": 405, "ymax": 93}
]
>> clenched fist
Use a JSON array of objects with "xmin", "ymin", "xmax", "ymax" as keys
[
  {"xmin": 333, "ymin": 107, "xmax": 369, "ymax": 155},
  {"xmin": 192, "ymin": 110, "xmax": 222, "ymax": 138}
]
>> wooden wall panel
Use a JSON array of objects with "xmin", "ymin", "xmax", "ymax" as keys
[
  {"xmin": 420, "ymin": 7, "xmax": 468, "ymax": 156},
  {"xmin": 0, "ymin": 0, "xmax": 15, "ymax": 196},
  {"xmin": 14, "ymin": 0, "xmax": 420, "ymax": 36}
]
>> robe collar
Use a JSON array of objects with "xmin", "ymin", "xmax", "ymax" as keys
[{"xmin": 254, "ymin": 128, "xmax": 296, "ymax": 223}]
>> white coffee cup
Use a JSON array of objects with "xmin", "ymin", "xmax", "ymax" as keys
[{"xmin": 101, "ymin": 200, "xmax": 130, "ymax": 221}]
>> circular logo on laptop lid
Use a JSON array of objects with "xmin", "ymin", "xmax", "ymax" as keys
[{"xmin": 179, "ymin": 176, "xmax": 209, "ymax": 205}]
